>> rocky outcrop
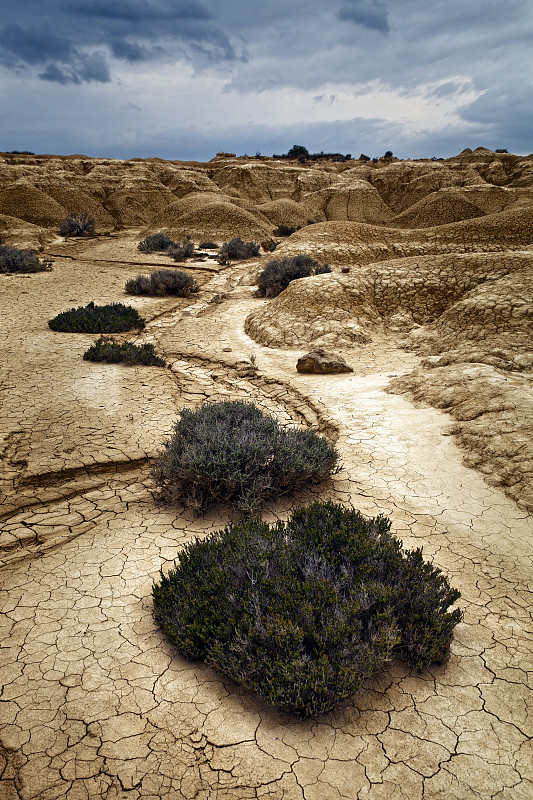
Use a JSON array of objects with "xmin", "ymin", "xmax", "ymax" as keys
[
  {"xmin": 296, "ymin": 350, "xmax": 353, "ymax": 373},
  {"xmin": 245, "ymin": 251, "xmax": 532, "ymax": 348}
]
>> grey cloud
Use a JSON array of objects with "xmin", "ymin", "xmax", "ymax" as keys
[
  {"xmin": 39, "ymin": 51, "xmax": 111, "ymax": 84},
  {"xmin": 459, "ymin": 82, "xmax": 533, "ymax": 153},
  {"xmin": 0, "ymin": 0, "xmax": 241, "ymax": 83},
  {"xmin": 337, "ymin": 0, "xmax": 389, "ymax": 33},
  {"xmin": 77, "ymin": 51, "xmax": 112, "ymax": 83},
  {"xmin": 38, "ymin": 63, "xmax": 78, "ymax": 85},
  {"xmin": 110, "ymin": 38, "xmax": 149, "ymax": 62},
  {"xmin": 67, "ymin": 0, "xmax": 213, "ymax": 23},
  {"xmin": 0, "ymin": 23, "xmax": 75, "ymax": 65}
]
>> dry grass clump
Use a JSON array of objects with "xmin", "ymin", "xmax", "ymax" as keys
[{"xmin": 125, "ymin": 269, "xmax": 198, "ymax": 297}]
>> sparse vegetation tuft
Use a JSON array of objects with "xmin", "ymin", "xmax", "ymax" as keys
[
  {"xmin": 48, "ymin": 301, "xmax": 145, "ymax": 333},
  {"xmin": 0, "ymin": 242, "xmax": 52, "ymax": 273},
  {"xmin": 138, "ymin": 233, "xmax": 175, "ymax": 253},
  {"xmin": 125, "ymin": 269, "xmax": 199, "ymax": 297},
  {"xmin": 217, "ymin": 237, "xmax": 260, "ymax": 264},
  {"xmin": 256, "ymin": 255, "xmax": 331, "ymax": 297},
  {"xmin": 83, "ymin": 336, "xmax": 165, "ymax": 366},
  {"xmin": 153, "ymin": 499, "xmax": 461, "ymax": 715},
  {"xmin": 167, "ymin": 238, "xmax": 195, "ymax": 262},
  {"xmin": 59, "ymin": 214, "xmax": 96, "ymax": 238},
  {"xmin": 151, "ymin": 400, "xmax": 339, "ymax": 513}
]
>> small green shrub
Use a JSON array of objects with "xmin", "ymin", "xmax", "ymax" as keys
[
  {"xmin": 152, "ymin": 400, "xmax": 339, "ymax": 513},
  {"xmin": 256, "ymin": 255, "xmax": 331, "ymax": 297},
  {"xmin": 83, "ymin": 336, "xmax": 165, "ymax": 366},
  {"xmin": 217, "ymin": 237, "xmax": 260, "ymax": 264},
  {"xmin": 48, "ymin": 301, "xmax": 145, "ymax": 333},
  {"xmin": 0, "ymin": 243, "xmax": 52, "ymax": 273},
  {"xmin": 273, "ymin": 224, "xmax": 300, "ymax": 236},
  {"xmin": 168, "ymin": 238, "xmax": 195, "ymax": 262},
  {"xmin": 199, "ymin": 241, "xmax": 219, "ymax": 249},
  {"xmin": 59, "ymin": 214, "xmax": 96, "ymax": 237},
  {"xmin": 153, "ymin": 500, "xmax": 461, "ymax": 716},
  {"xmin": 138, "ymin": 233, "xmax": 175, "ymax": 253},
  {"xmin": 125, "ymin": 269, "xmax": 199, "ymax": 297}
]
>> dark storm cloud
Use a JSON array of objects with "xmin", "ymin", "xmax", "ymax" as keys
[
  {"xmin": 0, "ymin": 23, "xmax": 75, "ymax": 66},
  {"xmin": 0, "ymin": 0, "xmax": 241, "ymax": 83},
  {"xmin": 110, "ymin": 39, "xmax": 149, "ymax": 63},
  {"xmin": 337, "ymin": 0, "xmax": 389, "ymax": 33},
  {"xmin": 68, "ymin": 0, "xmax": 213, "ymax": 24},
  {"xmin": 0, "ymin": 22, "xmax": 111, "ymax": 83},
  {"xmin": 37, "ymin": 52, "xmax": 110, "ymax": 85}
]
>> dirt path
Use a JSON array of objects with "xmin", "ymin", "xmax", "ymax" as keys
[{"xmin": 1, "ymin": 235, "xmax": 532, "ymax": 800}]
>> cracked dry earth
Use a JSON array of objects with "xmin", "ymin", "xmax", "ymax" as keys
[{"xmin": 1, "ymin": 234, "xmax": 532, "ymax": 800}]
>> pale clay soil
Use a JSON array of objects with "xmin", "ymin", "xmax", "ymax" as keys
[{"xmin": 1, "ymin": 233, "xmax": 532, "ymax": 800}]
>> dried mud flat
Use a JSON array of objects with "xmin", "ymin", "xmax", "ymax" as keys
[{"xmin": 1, "ymin": 150, "xmax": 533, "ymax": 800}]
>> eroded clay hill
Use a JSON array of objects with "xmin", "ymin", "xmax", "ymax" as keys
[{"xmin": 1, "ymin": 147, "xmax": 533, "ymax": 800}]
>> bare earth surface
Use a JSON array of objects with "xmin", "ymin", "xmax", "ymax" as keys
[{"xmin": 1, "ymin": 150, "xmax": 532, "ymax": 799}]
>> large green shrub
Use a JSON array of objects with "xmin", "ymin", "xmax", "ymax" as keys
[
  {"xmin": 0, "ymin": 242, "xmax": 52, "ymax": 273},
  {"xmin": 152, "ymin": 400, "xmax": 339, "ymax": 513},
  {"xmin": 257, "ymin": 255, "xmax": 331, "ymax": 297},
  {"xmin": 153, "ymin": 500, "xmax": 461, "ymax": 716},
  {"xmin": 48, "ymin": 301, "xmax": 145, "ymax": 333},
  {"xmin": 125, "ymin": 269, "xmax": 199, "ymax": 297},
  {"xmin": 83, "ymin": 336, "xmax": 165, "ymax": 366}
]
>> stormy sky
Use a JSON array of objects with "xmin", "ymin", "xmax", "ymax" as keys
[{"xmin": 1, "ymin": 0, "xmax": 531, "ymax": 161}]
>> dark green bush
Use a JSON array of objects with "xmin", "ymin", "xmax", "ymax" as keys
[
  {"xmin": 152, "ymin": 400, "xmax": 339, "ymax": 513},
  {"xmin": 168, "ymin": 238, "xmax": 195, "ymax": 262},
  {"xmin": 59, "ymin": 214, "xmax": 96, "ymax": 237},
  {"xmin": 153, "ymin": 500, "xmax": 461, "ymax": 716},
  {"xmin": 217, "ymin": 237, "xmax": 260, "ymax": 264},
  {"xmin": 83, "ymin": 336, "xmax": 165, "ymax": 366},
  {"xmin": 0, "ymin": 243, "xmax": 52, "ymax": 273},
  {"xmin": 256, "ymin": 255, "xmax": 331, "ymax": 297},
  {"xmin": 138, "ymin": 233, "xmax": 175, "ymax": 253},
  {"xmin": 287, "ymin": 144, "xmax": 309, "ymax": 159},
  {"xmin": 199, "ymin": 241, "xmax": 219, "ymax": 249},
  {"xmin": 48, "ymin": 301, "xmax": 145, "ymax": 333},
  {"xmin": 125, "ymin": 269, "xmax": 199, "ymax": 297},
  {"xmin": 273, "ymin": 224, "xmax": 300, "ymax": 237}
]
